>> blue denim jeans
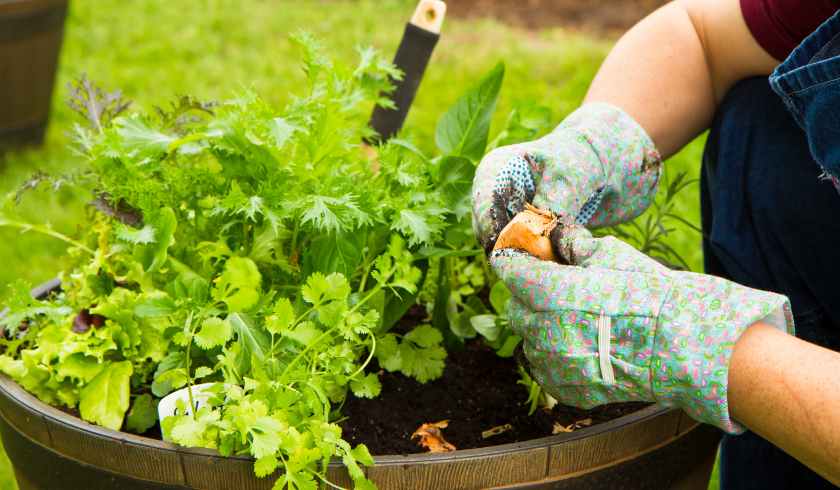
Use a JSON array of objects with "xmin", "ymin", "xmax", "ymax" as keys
[{"xmin": 702, "ymin": 10, "xmax": 840, "ymax": 490}]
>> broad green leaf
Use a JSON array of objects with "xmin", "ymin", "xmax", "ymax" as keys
[
  {"xmin": 303, "ymin": 232, "xmax": 363, "ymax": 279},
  {"xmin": 436, "ymin": 156, "xmax": 475, "ymax": 219},
  {"xmin": 435, "ymin": 62, "xmax": 505, "ymax": 161},
  {"xmin": 134, "ymin": 294, "xmax": 176, "ymax": 317},
  {"xmin": 228, "ymin": 313, "xmax": 269, "ymax": 364},
  {"xmin": 399, "ymin": 341, "xmax": 446, "ymax": 383},
  {"xmin": 495, "ymin": 334, "xmax": 521, "ymax": 358},
  {"xmin": 487, "ymin": 99, "xmax": 553, "ymax": 150},
  {"xmin": 56, "ymin": 353, "xmax": 105, "ymax": 383},
  {"xmin": 142, "ymin": 207, "xmax": 177, "ymax": 273},
  {"xmin": 470, "ymin": 314, "xmax": 501, "ymax": 341},
  {"xmin": 489, "ymin": 281, "xmax": 512, "ymax": 315},
  {"xmin": 125, "ymin": 394, "xmax": 157, "ymax": 434},
  {"xmin": 79, "ymin": 360, "xmax": 133, "ymax": 430}
]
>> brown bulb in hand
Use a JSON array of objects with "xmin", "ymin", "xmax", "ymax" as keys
[{"xmin": 493, "ymin": 204, "xmax": 560, "ymax": 262}]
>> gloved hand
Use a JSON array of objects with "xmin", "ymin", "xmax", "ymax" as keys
[
  {"xmin": 472, "ymin": 102, "xmax": 662, "ymax": 252},
  {"xmin": 492, "ymin": 226, "xmax": 793, "ymax": 433},
  {"xmin": 473, "ymin": 103, "xmax": 794, "ymax": 433}
]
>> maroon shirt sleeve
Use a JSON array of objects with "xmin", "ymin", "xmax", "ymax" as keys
[{"xmin": 741, "ymin": 0, "xmax": 840, "ymax": 60}]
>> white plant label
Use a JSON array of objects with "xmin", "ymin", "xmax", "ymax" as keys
[{"xmin": 157, "ymin": 382, "xmax": 220, "ymax": 422}]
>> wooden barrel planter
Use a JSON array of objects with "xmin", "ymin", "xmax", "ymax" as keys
[
  {"xmin": 0, "ymin": 281, "xmax": 721, "ymax": 489},
  {"xmin": 0, "ymin": 0, "xmax": 68, "ymax": 147}
]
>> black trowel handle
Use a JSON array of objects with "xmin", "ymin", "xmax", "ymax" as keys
[{"xmin": 368, "ymin": 0, "xmax": 446, "ymax": 143}]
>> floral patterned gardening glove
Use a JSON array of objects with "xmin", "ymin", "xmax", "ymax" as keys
[
  {"xmin": 491, "ymin": 227, "xmax": 793, "ymax": 434},
  {"xmin": 472, "ymin": 103, "xmax": 794, "ymax": 433},
  {"xmin": 472, "ymin": 102, "xmax": 662, "ymax": 252}
]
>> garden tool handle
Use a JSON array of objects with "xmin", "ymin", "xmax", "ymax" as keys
[{"xmin": 367, "ymin": 0, "xmax": 446, "ymax": 142}]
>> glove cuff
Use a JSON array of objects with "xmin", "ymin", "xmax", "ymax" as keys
[{"xmin": 650, "ymin": 272, "xmax": 794, "ymax": 434}]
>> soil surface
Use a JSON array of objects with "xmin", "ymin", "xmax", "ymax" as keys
[
  {"xmin": 446, "ymin": 0, "xmax": 669, "ymax": 34},
  {"xmin": 341, "ymin": 340, "xmax": 648, "ymax": 455}
]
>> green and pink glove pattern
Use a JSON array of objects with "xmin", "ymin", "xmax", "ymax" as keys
[{"xmin": 473, "ymin": 103, "xmax": 794, "ymax": 433}]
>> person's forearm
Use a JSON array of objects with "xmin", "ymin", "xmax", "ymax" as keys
[
  {"xmin": 729, "ymin": 323, "xmax": 840, "ymax": 485},
  {"xmin": 583, "ymin": 0, "xmax": 778, "ymax": 157}
]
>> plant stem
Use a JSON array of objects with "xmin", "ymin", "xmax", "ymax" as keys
[
  {"xmin": 347, "ymin": 333, "xmax": 375, "ymax": 380},
  {"xmin": 184, "ymin": 312, "xmax": 197, "ymax": 419},
  {"xmin": 0, "ymin": 218, "xmax": 95, "ymax": 255},
  {"xmin": 307, "ymin": 469, "xmax": 348, "ymax": 490}
]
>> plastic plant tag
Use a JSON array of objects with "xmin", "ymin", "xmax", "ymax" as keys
[{"xmin": 157, "ymin": 382, "xmax": 222, "ymax": 422}]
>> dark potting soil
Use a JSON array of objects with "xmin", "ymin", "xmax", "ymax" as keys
[{"xmin": 340, "ymin": 340, "xmax": 648, "ymax": 455}]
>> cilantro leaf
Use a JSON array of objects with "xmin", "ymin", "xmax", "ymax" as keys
[
  {"xmin": 403, "ymin": 324, "xmax": 443, "ymax": 348},
  {"xmin": 265, "ymin": 297, "xmax": 295, "ymax": 336},
  {"xmin": 194, "ymin": 317, "xmax": 233, "ymax": 349},
  {"xmin": 350, "ymin": 373, "xmax": 381, "ymax": 399},
  {"xmin": 375, "ymin": 334, "xmax": 401, "ymax": 372},
  {"xmin": 376, "ymin": 326, "xmax": 446, "ymax": 383},
  {"xmin": 254, "ymin": 455, "xmax": 279, "ymax": 478}
]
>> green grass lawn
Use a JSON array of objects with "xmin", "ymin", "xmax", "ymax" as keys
[{"xmin": 0, "ymin": 1, "xmax": 709, "ymax": 488}]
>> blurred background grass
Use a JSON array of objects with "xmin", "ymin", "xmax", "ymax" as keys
[{"xmin": 0, "ymin": 1, "xmax": 708, "ymax": 488}]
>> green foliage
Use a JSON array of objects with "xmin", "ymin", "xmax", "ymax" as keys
[
  {"xmin": 0, "ymin": 34, "xmax": 501, "ymax": 489},
  {"xmin": 435, "ymin": 62, "xmax": 505, "ymax": 161},
  {"xmin": 125, "ymin": 394, "xmax": 158, "ymax": 434}
]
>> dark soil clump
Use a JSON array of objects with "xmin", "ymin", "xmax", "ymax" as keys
[{"xmin": 341, "ymin": 341, "xmax": 647, "ymax": 455}]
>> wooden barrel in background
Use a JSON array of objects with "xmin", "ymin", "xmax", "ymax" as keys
[{"xmin": 0, "ymin": 0, "xmax": 68, "ymax": 147}]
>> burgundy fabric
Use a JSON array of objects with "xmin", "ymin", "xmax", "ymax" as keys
[{"xmin": 741, "ymin": 0, "xmax": 840, "ymax": 60}]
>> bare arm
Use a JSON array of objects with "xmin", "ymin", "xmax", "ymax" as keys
[
  {"xmin": 729, "ymin": 323, "xmax": 840, "ymax": 485},
  {"xmin": 584, "ymin": 0, "xmax": 778, "ymax": 157}
]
